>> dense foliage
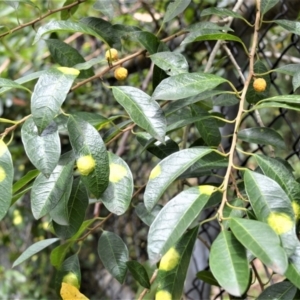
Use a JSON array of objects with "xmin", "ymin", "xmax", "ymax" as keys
[{"xmin": 1, "ymin": 0, "xmax": 300, "ymax": 299}]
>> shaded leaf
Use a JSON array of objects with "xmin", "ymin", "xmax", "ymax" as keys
[
  {"xmin": 237, "ymin": 127, "xmax": 285, "ymax": 149},
  {"xmin": 201, "ymin": 7, "xmax": 248, "ymax": 22},
  {"xmin": 196, "ymin": 270, "xmax": 220, "ymax": 287},
  {"xmin": 0, "ymin": 78, "xmax": 31, "ymax": 93},
  {"xmin": 12, "ymin": 169, "xmax": 39, "ymax": 194},
  {"xmin": 135, "ymin": 203, "xmax": 162, "ymax": 226},
  {"xmin": 257, "ymin": 281, "xmax": 296, "ymax": 300},
  {"xmin": 261, "ymin": 0, "xmax": 280, "ymax": 15},
  {"xmin": 275, "ymin": 20, "xmax": 300, "ymax": 36},
  {"xmin": 98, "ymin": 231, "xmax": 128, "ymax": 283},
  {"xmin": 126, "ymin": 261, "xmax": 150, "ymax": 289},
  {"xmin": 93, "ymin": 0, "xmax": 118, "ymax": 20},
  {"xmin": 163, "ymin": 0, "xmax": 191, "ymax": 23}
]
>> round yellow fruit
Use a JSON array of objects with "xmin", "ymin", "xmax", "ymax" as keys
[
  {"xmin": 105, "ymin": 48, "xmax": 119, "ymax": 62},
  {"xmin": 114, "ymin": 67, "xmax": 128, "ymax": 81},
  {"xmin": 159, "ymin": 247, "xmax": 180, "ymax": 271},
  {"xmin": 155, "ymin": 290, "xmax": 172, "ymax": 300},
  {"xmin": 76, "ymin": 155, "xmax": 96, "ymax": 176},
  {"xmin": 253, "ymin": 78, "xmax": 267, "ymax": 92},
  {"xmin": 62, "ymin": 272, "xmax": 80, "ymax": 289}
]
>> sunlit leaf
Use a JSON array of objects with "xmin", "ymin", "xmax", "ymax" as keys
[{"xmin": 163, "ymin": 0, "xmax": 191, "ymax": 23}]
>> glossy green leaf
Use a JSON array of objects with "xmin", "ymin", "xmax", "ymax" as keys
[
  {"xmin": 151, "ymin": 72, "xmax": 228, "ymax": 101},
  {"xmin": 261, "ymin": 0, "xmax": 280, "ymax": 15},
  {"xmin": 149, "ymin": 52, "xmax": 188, "ymax": 76},
  {"xmin": 147, "ymin": 186, "xmax": 212, "ymax": 262},
  {"xmin": 210, "ymin": 231, "xmax": 250, "ymax": 297},
  {"xmin": 93, "ymin": 0, "xmax": 117, "ymax": 20},
  {"xmin": 163, "ymin": 0, "xmax": 191, "ymax": 23},
  {"xmin": 126, "ymin": 261, "xmax": 150, "ymax": 289},
  {"xmin": 54, "ymin": 254, "xmax": 81, "ymax": 295},
  {"xmin": 244, "ymin": 170, "xmax": 298, "ymax": 256},
  {"xmin": 98, "ymin": 231, "xmax": 129, "ymax": 284},
  {"xmin": 254, "ymin": 154, "xmax": 299, "ymax": 201},
  {"xmin": 31, "ymin": 67, "xmax": 79, "ymax": 133},
  {"xmin": 53, "ymin": 178, "xmax": 89, "ymax": 239},
  {"xmin": 275, "ymin": 20, "xmax": 300, "ymax": 35},
  {"xmin": 273, "ymin": 64, "xmax": 300, "ymax": 76},
  {"xmin": 67, "ymin": 115, "xmax": 109, "ymax": 198},
  {"xmin": 156, "ymin": 226, "xmax": 198, "ymax": 299},
  {"xmin": 237, "ymin": 127, "xmax": 285, "ymax": 149},
  {"xmin": 131, "ymin": 31, "xmax": 160, "ymax": 54},
  {"xmin": 21, "ymin": 117, "xmax": 60, "ymax": 177},
  {"xmin": 144, "ymin": 147, "xmax": 212, "ymax": 211},
  {"xmin": 33, "ymin": 20, "xmax": 108, "ymax": 45},
  {"xmin": 201, "ymin": 7, "xmax": 247, "ymax": 22},
  {"xmin": 246, "ymin": 61, "xmax": 270, "ymax": 104},
  {"xmin": 285, "ymin": 244, "xmax": 300, "ymax": 289},
  {"xmin": 13, "ymin": 238, "xmax": 59, "ymax": 267},
  {"xmin": 135, "ymin": 203, "xmax": 162, "ymax": 226},
  {"xmin": 136, "ymin": 133, "xmax": 179, "ymax": 160},
  {"xmin": 31, "ymin": 152, "xmax": 75, "ymax": 219},
  {"xmin": 98, "ymin": 152, "xmax": 133, "ymax": 215},
  {"xmin": 257, "ymin": 281, "xmax": 296, "ymax": 300},
  {"xmin": 230, "ymin": 218, "xmax": 288, "ymax": 275},
  {"xmin": 213, "ymin": 93, "xmax": 239, "ymax": 106},
  {"xmin": 196, "ymin": 271, "xmax": 220, "ymax": 287},
  {"xmin": 254, "ymin": 101, "xmax": 300, "ymax": 112},
  {"xmin": 11, "ymin": 186, "xmax": 33, "ymax": 206},
  {"xmin": 80, "ymin": 17, "xmax": 120, "ymax": 48},
  {"xmin": 60, "ymin": 0, "xmax": 79, "ymax": 20},
  {"xmin": 112, "ymin": 86, "xmax": 166, "ymax": 143},
  {"xmin": 0, "ymin": 78, "xmax": 31, "ymax": 93},
  {"xmin": 192, "ymin": 104, "xmax": 221, "ymax": 147},
  {"xmin": 12, "ymin": 169, "xmax": 39, "ymax": 194},
  {"xmin": 45, "ymin": 39, "xmax": 94, "ymax": 79},
  {"xmin": 0, "ymin": 140, "xmax": 14, "ymax": 221}
]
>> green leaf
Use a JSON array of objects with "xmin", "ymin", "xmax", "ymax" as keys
[
  {"xmin": 0, "ymin": 78, "xmax": 31, "ymax": 93},
  {"xmin": 12, "ymin": 238, "xmax": 59, "ymax": 267},
  {"xmin": 213, "ymin": 93, "xmax": 239, "ymax": 106},
  {"xmin": 33, "ymin": 20, "xmax": 109, "ymax": 45},
  {"xmin": 67, "ymin": 115, "xmax": 109, "ymax": 198},
  {"xmin": 31, "ymin": 67, "xmax": 79, "ymax": 133},
  {"xmin": 98, "ymin": 231, "xmax": 129, "ymax": 284},
  {"xmin": 150, "ymin": 52, "xmax": 188, "ymax": 76},
  {"xmin": 273, "ymin": 64, "xmax": 300, "ymax": 76},
  {"xmin": 21, "ymin": 117, "xmax": 60, "ymax": 177},
  {"xmin": 254, "ymin": 101, "xmax": 300, "ymax": 112},
  {"xmin": 201, "ymin": 7, "xmax": 248, "ymax": 22},
  {"xmin": 45, "ymin": 39, "xmax": 94, "ymax": 79},
  {"xmin": 257, "ymin": 281, "xmax": 297, "ymax": 300},
  {"xmin": 156, "ymin": 226, "xmax": 198, "ymax": 299},
  {"xmin": 135, "ymin": 203, "xmax": 162, "ymax": 226},
  {"xmin": 196, "ymin": 271, "xmax": 220, "ymax": 287},
  {"xmin": 31, "ymin": 152, "xmax": 75, "ymax": 219},
  {"xmin": 53, "ymin": 178, "xmax": 89, "ymax": 239},
  {"xmin": 163, "ymin": 0, "xmax": 191, "ymax": 23},
  {"xmin": 131, "ymin": 31, "xmax": 160, "ymax": 54},
  {"xmin": 292, "ymin": 70, "xmax": 300, "ymax": 92},
  {"xmin": 274, "ymin": 20, "xmax": 300, "ymax": 35},
  {"xmin": 244, "ymin": 170, "xmax": 298, "ymax": 256},
  {"xmin": 230, "ymin": 218, "xmax": 288, "ymax": 275},
  {"xmin": 147, "ymin": 186, "xmax": 212, "ymax": 262},
  {"xmin": 210, "ymin": 231, "xmax": 250, "ymax": 297},
  {"xmin": 144, "ymin": 147, "xmax": 212, "ymax": 211},
  {"xmin": 192, "ymin": 104, "xmax": 221, "ymax": 147},
  {"xmin": 261, "ymin": 0, "xmax": 280, "ymax": 15},
  {"xmin": 79, "ymin": 17, "xmax": 120, "ymax": 48},
  {"xmin": 237, "ymin": 127, "xmax": 285, "ymax": 150},
  {"xmin": 98, "ymin": 152, "xmax": 133, "ymax": 215},
  {"xmin": 112, "ymin": 86, "xmax": 166, "ymax": 143},
  {"xmin": 60, "ymin": 0, "xmax": 79, "ymax": 20},
  {"xmin": 285, "ymin": 244, "xmax": 300, "ymax": 289},
  {"xmin": 93, "ymin": 0, "xmax": 118, "ymax": 20},
  {"xmin": 126, "ymin": 261, "xmax": 150, "ymax": 289},
  {"xmin": 246, "ymin": 61, "xmax": 270, "ymax": 104},
  {"xmin": 50, "ymin": 241, "xmax": 72, "ymax": 269},
  {"xmin": 0, "ymin": 141, "xmax": 14, "ymax": 221},
  {"xmin": 136, "ymin": 133, "xmax": 179, "ymax": 160},
  {"xmin": 12, "ymin": 169, "xmax": 39, "ymax": 194},
  {"xmin": 151, "ymin": 73, "xmax": 228, "ymax": 101},
  {"xmin": 73, "ymin": 55, "xmax": 106, "ymax": 71}
]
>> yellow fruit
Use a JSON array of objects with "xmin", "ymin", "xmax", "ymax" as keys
[
  {"xmin": 253, "ymin": 78, "xmax": 267, "ymax": 92},
  {"xmin": 63, "ymin": 272, "xmax": 80, "ymax": 289},
  {"xmin": 159, "ymin": 247, "xmax": 180, "ymax": 271},
  {"xmin": 267, "ymin": 212, "xmax": 294, "ymax": 235},
  {"xmin": 60, "ymin": 282, "xmax": 89, "ymax": 300},
  {"xmin": 155, "ymin": 290, "xmax": 172, "ymax": 300},
  {"xmin": 76, "ymin": 155, "xmax": 96, "ymax": 176},
  {"xmin": 114, "ymin": 67, "xmax": 128, "ymax": 81},
  {"xmin": 105, "ymin": 48, "xmax": 119, "ymax": 62}
]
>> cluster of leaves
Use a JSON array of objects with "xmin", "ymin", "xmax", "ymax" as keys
[{"xmin": 1, "ymin": 0, "xmax": 300, "ymax": 299}]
